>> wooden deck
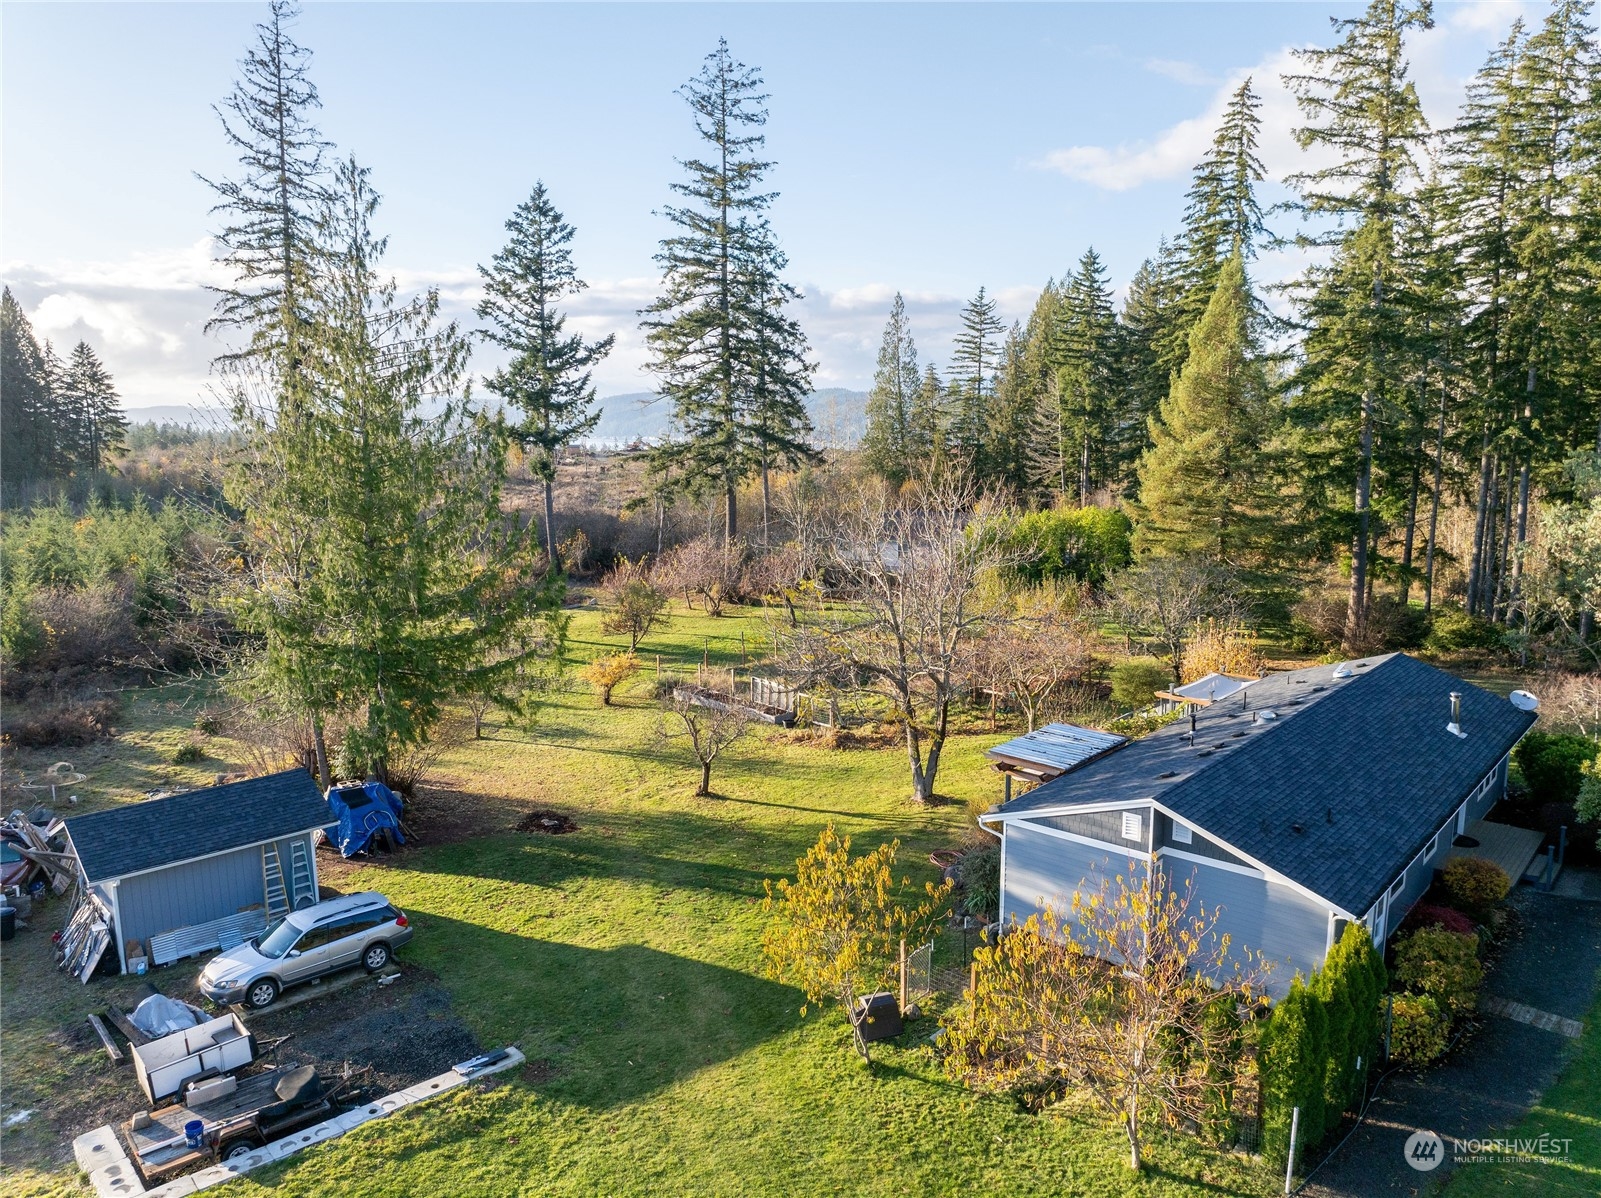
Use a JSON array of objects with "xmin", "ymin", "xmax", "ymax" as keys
[{"xmin": 1442, "ymin": 819, "xmax": 1545, "ymax": 885}]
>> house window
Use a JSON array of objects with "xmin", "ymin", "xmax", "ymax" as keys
[
  {"xmin": 1122, "ymin": 811, "xmax": 1142, "ymax": 842},
  {"xmin": 1389, "ymin": 872, "xmax": 1405, "ymax": 899},
  {"xmin": 1172, "ymin": 823, "xmax": 1193, "ymax": 845}
]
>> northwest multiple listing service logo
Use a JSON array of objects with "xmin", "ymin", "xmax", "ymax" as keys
[{"xmin": 1403, "ymin": 1129, "xmax": 1573, "ymax": 1171}]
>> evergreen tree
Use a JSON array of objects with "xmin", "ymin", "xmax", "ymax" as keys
[
  {"xmin": 948, "ymin": 287, "xmax": 1005, "ymax": 480},
  {"xmin": 1051, "ymin": 249, "xmax": 1119, "ymax": 503},
  {"xmin": 1134, "ymin": 256, "xmax": 1275, "ymax": 563},
  {"xmin": 477, "ymin": 181, "xmax": 614, "ymax": 565},
  {"xmin": 62, "ymin": 341, "xmax": 126, "ymax": 472},
  {"xmin": 1120, "ymin": 240, "xmax": 1186, "ymax": 440},
  {"xmin": 0, "ymin": 290, "xmax": 60, "ymax": 490},
  {"xmin": 908, "ymin": 363, "xmax": 951, "ymax": 478},
  {"xmin": 200, "ymin": 0, "xmax": 330, "ymax": 366},
  {"xmin": 641, "ymin": 39, "xmax": 813, "ymax": 542},
  {"xmin": 861, "ymin": 293, "xmax": 920, "ymax": 486},
  {"xmin": 988, "ymin": 322, "xmax": 1034, "ymax": 494},
  {"xmin": 230, "ymin": 157, "xmax": 558, "ymax": 784},
  {"xmin": 1165, "ymin": 79, "xmax": 1269, "ymax": 377},
  {"xmin": 1283, "ymin": 0, "xmax": 1434, "ymax": 647}
]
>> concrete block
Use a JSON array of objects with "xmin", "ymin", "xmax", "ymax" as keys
[
  {"xmin": 87, "ymin": 1161, "xmax": 142, "ymax": 1198},
  {"xmin": 73, "ymin": 1125, "xmax": 127, "ymax": 1174},
  {"xmin": 145, "ymin": 1175, "xmax": 198, "ymax": 1198}
]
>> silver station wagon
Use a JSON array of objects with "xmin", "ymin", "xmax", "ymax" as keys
[{"xmin": 199, "ymin": 891, "xmax": 412, "ymax": 1009}]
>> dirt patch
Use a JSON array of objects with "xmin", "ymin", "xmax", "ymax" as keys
[
  {"xmin": 515, "ymin": 810, "xmax": 577, "ymax": 835},
  {"xmin": 520, "ymin": 1058, "xmax": 561, "ymax": 1085}
]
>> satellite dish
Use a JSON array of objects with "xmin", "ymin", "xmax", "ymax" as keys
[
  {"xmin": 1331, "ymin": 662, "xmax": 1355, "ymax": 679},
  {"xmin": 1510, "ymin": 690, "xmax": 1540, "ymax": 712}
]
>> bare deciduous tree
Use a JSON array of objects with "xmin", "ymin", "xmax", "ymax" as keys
[
  {"xmin": 1109, "ymin": 557, "xmax": 1248, "ymax": 682},
  {"xmin": 973, "ymin": 593, "xmax": 1097, "ymax": 732},
  {"xmin": 600, "ymin": 557, "xmax": 669, "ymax": 650},
  {"xmin": 661, "ymin": 694, "xmax": 750, "ymax": 796},
  {"xmin": 656, "ymin": 535, "xmax": 748, "ymax": 617},
  {"xmin": 775, "ymin": 479, "xmax": 1016, "ymax": 803}
]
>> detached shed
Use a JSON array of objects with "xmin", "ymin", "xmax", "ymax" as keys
[{"xmin": 64, "ymin": 771, "xmax": 331, "ymax": 974}]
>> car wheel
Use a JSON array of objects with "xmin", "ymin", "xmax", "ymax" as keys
[
  {"xmin": 222, "ymin": 1137, "xmax": 263, "ymax": 1162},
  {"xmin": 361, "ymin": 942, "xmax": 391, "ymax": 972},
  {"xmin": 246, "ymin": 978, "xmax": 280, "ymax": 1009}
]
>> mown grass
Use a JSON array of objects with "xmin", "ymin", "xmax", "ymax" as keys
[
  {"xmin": 5, "ymin": 601, "xmax": 1286, "ymax": 1197},
  {"xmin": 1441, "ymin": 975, "xmax": 1601, "ymax": 1198}
]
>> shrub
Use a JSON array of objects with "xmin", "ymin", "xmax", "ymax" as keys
[
  {"xmin": 581, "ymin": 653, "xmax": 640, "ymax": 706},
  {"xmin": 172, "ymin": 741, "xmax": 205, "ymax": 764},
  {"xmin": 1005, "ymin": 505, "xmax": 1132, "ymax": 587},
  {"xmin": 956, "ymin": 842, "xmax": 1000, "ymax": 919},
  {"xmin": 3, "ymin": 693, "xmax": 119, "ymax": 747},
  {"xmin": 1514, "ymin": 731, "xmax": 1600, "ymax": 805},
  {"xmin": 1109, "ymin": 657, "xmax": 1170, "ymax": 712},
  {"xmin": 1440, "ymin": 858, "xmax": 1511, "ymax": 919},
  {"xmin": 1405, "ymin": 903, "xmax": 1478, "ymax": 938},
  {"xmin": 1364, "ymin": 595, "xmax": 1430, "ymax": 651},
  {"xmin": 1261, "ymin": 976, "xmax": 1329, "ymax": 1164},
  {"xmin": 1389, "ymin": 993, "xmax": 1451, "ymax": 1065},
  {"xmin": 193, "ymin": 709, "xmax": 224, "ymax": 735},
  {"xmin": 1578, "ymin": 759, "xmax": 1601, "ymax": 849},
  {"xmin": 1393, "ymin": 926, "xmax": 1482, "ymax": 1017},
  {"xmin": 1424, "ymin": 606, "xmax": 1505, "ymax": 654}
]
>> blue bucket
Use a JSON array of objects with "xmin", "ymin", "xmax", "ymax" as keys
[{"xmin": 185, "ymin": 1120, "xmax": 204, "ymax": 1150}]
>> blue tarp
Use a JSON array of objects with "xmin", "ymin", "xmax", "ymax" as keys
[{"xmin": 323, "ymin": 782, "xmax": 406, "ymax": 857}]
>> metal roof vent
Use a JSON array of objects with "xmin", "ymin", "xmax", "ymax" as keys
[
  {"xmin": 1510, "ymin": 690, "xmax": 1540, "ymax": 712},
  {"xmin": 1332, "ymin": 662, "xmax": 1355, "ymax": 679},
  {"xmin": 1446, "ymin": 691, "xmax": 1468, "ymax": 739},
  {"xmin": 1253, "ymin": 709, "xmax": 1277, "ymax": 723}
]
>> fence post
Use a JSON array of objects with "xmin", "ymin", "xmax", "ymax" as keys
[
  {"xmin": 968, "ymin": 960, "xmax": 978, "ymax": 1000},
  {"xmin": 899, "ymin": 939, "xmax": 907, "ymax": 1012},
  {"xmin": 1284, "ymin": 1106, "xmax": 1300, "ymax": 1195}
]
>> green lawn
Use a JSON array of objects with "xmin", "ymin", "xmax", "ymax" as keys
[
  {"xmin": 5, "ymin": 602, "xmax": 1284, "ymax": 1197},
  {"xmin": 1441, "ymin": 978, "xmax": 1601, "ymax": 1197}
]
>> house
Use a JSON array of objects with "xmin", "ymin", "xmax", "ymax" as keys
[
  {"xmin": 979, "ymin": 653, "xmax": 1541, "ymax": 997},
  {"xmin": 64, "ymin": 770, "xmax": 331, "ymax": 975}
]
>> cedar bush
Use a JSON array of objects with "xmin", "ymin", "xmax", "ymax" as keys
[
  {"xmin": 1260, "ymin": 977, "xmax": 1329, "ymax": 1164},
  {"xmin": 1440, "ymin": 858, "xmax": 1511, "ymax": 919},
  {"xmin": 1389, "ymin": 993, "xmax": 1451, "ymax": 1065},
  {"xmin": 956, "ymin": 841, "xmax": 1000, "ymax": 919},
  {"xmin": 1513, "ymin": 730, "xmax": 1600, "ymax": 805},
  {"xmin": 1423, "ymin": 606, "xmax": 1505, "ymax": 654},
  {"xmin": 1393, "ymin": 926, "xmax": 1483, "ymax": 1017}
]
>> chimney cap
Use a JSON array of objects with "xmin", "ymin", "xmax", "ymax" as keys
[{"xmin": 1446, "ymin": 691, "xmax": 1467, "ymax": 739}]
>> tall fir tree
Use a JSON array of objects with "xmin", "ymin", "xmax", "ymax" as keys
[
  {"xmin": 477, "ymin": 181, "xmax": 614, "ymax": 566},
  {"xmin": 1283, "ymin": 0, "xmax": 1434, "ymax": 647},
  {"xmin": 1118, "ymin": 242, "xmax": 1187, "ymax": 472},
  {"xmin": 947, "ymin": 287, "xmax": 1005, "ymax": 480},
  {"xmin": 200, "ymin": 0, "xmax": 330, "ymax": 367},
  {"xmin": 861, "ymin": 293, "xmax": 921, "ymax": 486},
  {"xmin": 61, "ymin": 341, "xmax": 126, "ymax": 472},
  {"xmin": 1050, "ymin": 249, "xmax": 1120, "ymax": 504},
  {"xmin": 1164, "ymin": 79, "xmax": 1269, "ymax": 378},
  {"xmin": 1134, "ymin": 255, "xmax": 1275, "ymax": 564},
  {"xmin": 0, "ymin": 290, "xmax": 60, "ymax": 490},
  {"xmin": 988, "ymin": 321, "xmax": 1034, "ymax": 495},
  {"xmin": 641, "ymin": 39, "xmax": 813, "ymax": 542},
  {"xmin": 908, "ymin": 363, "xmax": 951, "ymax": 479}
]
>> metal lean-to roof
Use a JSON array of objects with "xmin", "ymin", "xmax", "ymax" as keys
[{"xmin": 985, "ymin": 722, "xmax": 1128, "ymax": 777}]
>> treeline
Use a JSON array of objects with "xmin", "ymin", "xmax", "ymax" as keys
[
  {"xmin": 1, "ymin": 289, "xmax": 127, "ymax": 500},
  {"xmin": 861, "ymin": 0, "xmax": 1601, "ymax": 653}
]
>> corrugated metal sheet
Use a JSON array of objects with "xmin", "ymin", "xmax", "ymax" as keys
[
  {"xmin": 149, "ymin": 909, "xmax": 269, "ymax": 967},
  {"xmin": 986, "ymin": 722, "xmax": 1126, "ymax": 775}
]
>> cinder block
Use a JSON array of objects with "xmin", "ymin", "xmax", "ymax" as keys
[
  {"xmin": 87, "ymin": 1162, "xmax": 142, "ymax": 1198},
  {"xmin": 73, "ymin": 1125, "xmax": 126, "ymax": 1173}
]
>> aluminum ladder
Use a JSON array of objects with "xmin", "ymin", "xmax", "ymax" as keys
[
  {"xmin": 287, "ymin": 838, "xmax": 315, "ymax": 908},
  {"xmin": 262, "ymin": 844, "xmax": 290, "ymax": 918}
]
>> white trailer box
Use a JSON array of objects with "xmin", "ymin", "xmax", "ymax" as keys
[{"xmin": 132, "ymin": 1012, "xmax": 256, "ymax": 1104}]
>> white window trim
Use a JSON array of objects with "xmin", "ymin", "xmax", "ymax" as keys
[{"xmin": 1171, "ymin": 823, "xmax": 1194, "ymax": 845}]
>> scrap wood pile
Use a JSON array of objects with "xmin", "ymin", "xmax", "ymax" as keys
[
  {"xmin": 57, "ymin": 890, "xmax": 114, "ymax": 982},
  {"xmin": 3, "ymin": 808, "xmax": 75, "ymax": 894}
]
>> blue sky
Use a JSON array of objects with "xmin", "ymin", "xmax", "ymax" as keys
[{"xmin": 1, "ymin": 2, "xmax": 1537, "ymax": 412}]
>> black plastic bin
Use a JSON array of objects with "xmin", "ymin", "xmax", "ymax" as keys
[{"xmin": 854, "ymin": 991, "xmax": 902, "ymax": 1043}]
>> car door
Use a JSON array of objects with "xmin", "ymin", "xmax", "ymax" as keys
[
  {"xmin": 283, "ymin": 918, "xmax": 343, "ymax": 982},
  {"xmin": 324, "ymin": 910, "xmax": 384, "ymax": 971}
]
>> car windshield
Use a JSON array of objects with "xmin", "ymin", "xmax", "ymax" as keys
[{"xmin": 256, "ymin": 916, "xmax": 301, "ymax": 960}]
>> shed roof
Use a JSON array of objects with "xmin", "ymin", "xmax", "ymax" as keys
[
  {"xmin": 986, "ymin": 722, "xmax": 1127, "ymax": 777},
  {"xmin": 66, "ymin": 770, "xmax": 331, "ymax": 883},
  {"xmin": 994, "ymin": 654, "xmax": 1536, "ymax": 916}
]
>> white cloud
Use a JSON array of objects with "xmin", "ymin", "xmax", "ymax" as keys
[{"xmin": 1144, "ymin": 58, "xmax": 1216, "ymax": 87}]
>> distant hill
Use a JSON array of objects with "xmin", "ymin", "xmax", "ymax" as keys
[
  {"xmin": 124, "ymin": 404, "xmax": 233, "ymax": 428},
  {"xmin": 585, "ymin": 388, "xmax": 867, "ymax": 449}
]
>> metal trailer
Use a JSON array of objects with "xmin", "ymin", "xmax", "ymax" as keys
[{"xmin": 132, "ymin": 1012, "xmax": 257, "ymax": 1105}]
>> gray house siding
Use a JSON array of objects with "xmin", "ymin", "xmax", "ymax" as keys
[
  {"xmin": 1034, "ymin": 806, "xmax": 1152, "ymax": 853},
  {"xmin": 114, "ymin": 833, "xmax": 315, "ymax": 954},
  {"xmin": 1162, "ymin": 857, "xmax": 1332, "ymax": 997},
  {"xmin": 1001, "ymin": 821, "xmax": 1128, "ymax": 929},
  {"xmin": 1153, "ymin": 813, "xmax": 1250, "ymax": 868}
]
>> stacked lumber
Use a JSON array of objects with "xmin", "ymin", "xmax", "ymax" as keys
[
  {"xmin": 6, "ymin": 811, "xmax": 75, "ymax": 894},
  {"xmin": 57, "ymin": 891, "xmax": 114, "ymax": 982}
]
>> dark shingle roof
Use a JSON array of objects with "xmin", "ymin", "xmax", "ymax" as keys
[
  {"xmin": 66, "ymin": 770, "xmax": 332, "ymax": 882},
  {"xmin": 998, "ymin": 654, "xmax": 1536, "ymax": 915}
]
